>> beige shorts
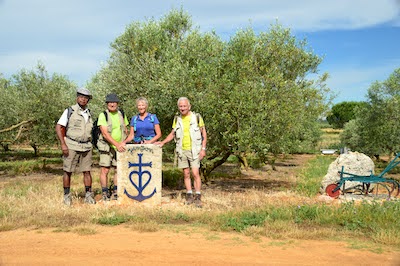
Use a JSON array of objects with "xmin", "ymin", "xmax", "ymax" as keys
[
  {"xmin": 63, "ymin": 149, "xmax": 92, "ymax": 173},
  {"xmin": 178, "ymin": 150, "xmax": 200, "ymax": 169},
  {"xmin": 99, "ymin": 148, "xmax": 117, "ymax": 167}
]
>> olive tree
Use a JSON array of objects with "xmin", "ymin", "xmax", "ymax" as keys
[
  {"xmin": 89, "ymin": 9, "xmax": 225, "ymax": 158},
  {"xmin": 0, "ymin": 64, "xmax": 75, "ymax": 154},
  {"xmin": 341, "ymin": 68, "xmax": 400, "ymax": 157},
  {"xmin": 0, "ymin": 74, "xmax": 17, "ymax": 151},
  {"xmin": 89, "ymin": 9, "xmax": 330, "ymax": 178},
  {"xmin": 208, "ymin": 26, "xmax": 329, "ymax": 170}
]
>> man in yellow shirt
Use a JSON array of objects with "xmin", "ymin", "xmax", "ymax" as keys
[{"xmin": 158, "ymin": 97, "xmax": 207, "ymax": 207}]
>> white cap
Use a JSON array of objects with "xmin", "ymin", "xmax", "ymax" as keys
[{"xmin": 76, "ymin": 87, "xmax": 92, "ymax": 99}]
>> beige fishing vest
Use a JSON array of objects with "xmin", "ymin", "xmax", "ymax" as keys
[
  {"xmin": 174, "ymin": 112, "xmax": 203, "ymax": 159},
  {"xmin": 65, "ymin": 104, "xmax": 93, "ymax": 151}
]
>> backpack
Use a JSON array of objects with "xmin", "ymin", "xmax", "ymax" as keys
[
  {"xmin": 132, "ymin": 113, "xmax": 155, "ymax": 132},
  {"xmin": 91, "ymin": 109, "xmax": 125, "ymax": 150},
  {"xmin": 66, "ymin": 106, "xmax": 74, "ymax": 129},
  {"xmin": 91, "ymin": 111, "xmax": 107, "ymax": 150}
]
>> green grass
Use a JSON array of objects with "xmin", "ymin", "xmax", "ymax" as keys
[
  {"xmin": 213, "ymin": 201, "xmax": 400, "ymax": 247},
  {"xmin": 295, "ymin": 155, "xmax": 336, "ymax": 196},
  {"xmin": 95, "ymin": 212, "xmax": 134, "ymax": 225}
]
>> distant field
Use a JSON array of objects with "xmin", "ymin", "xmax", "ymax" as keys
[{"xmin": 318, "ymin": 128, "xmax": 342, "ymax": 150}]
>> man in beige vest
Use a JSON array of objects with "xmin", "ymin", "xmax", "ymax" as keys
[
  {"xmin": 97, "ymin": 93, "xmax": 129, "ymax": 201},
  {"xmin": 55, "ymin": 88, "xmax": 96, "ymax": 206},
  {"xmin": 157, "ymin": 97, "xmax": 207, "ymax": 207}
]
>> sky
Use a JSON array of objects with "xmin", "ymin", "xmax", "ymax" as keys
[{"xmin": 0, "ymin": 0, "xmax": 399, "ymax": 104}]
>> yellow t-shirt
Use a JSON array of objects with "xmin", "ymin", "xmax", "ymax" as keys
[{"xmin": 172, "ymin": 113, "xmax": 204, "ymax": 150}]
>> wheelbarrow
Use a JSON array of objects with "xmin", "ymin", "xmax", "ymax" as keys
[{"xmin": 326, "ymin": 153, "xmax": 400, "ymax": 199}]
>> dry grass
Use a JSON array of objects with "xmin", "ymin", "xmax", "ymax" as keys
[
  {"xmin": 0, "ymin": 152, "xmax": 399, "ymax": 251},
  {"xmin": 0, "ymin": 169, "xmax": 315, "ymax": 231}
]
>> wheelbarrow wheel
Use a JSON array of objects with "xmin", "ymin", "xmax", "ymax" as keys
[{"xmin": 326, "ymin": 183, "xmax": 340, "ymax": 198}]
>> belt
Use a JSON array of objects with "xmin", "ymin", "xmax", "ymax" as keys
[{"xmin": 67, "ymin": 136, "xmax": 90, "ymax": 144}]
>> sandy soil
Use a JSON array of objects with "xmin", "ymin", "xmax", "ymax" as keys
[{"xmin": 0, "ymin": 225, "xmax": 399, "ymax": 266}]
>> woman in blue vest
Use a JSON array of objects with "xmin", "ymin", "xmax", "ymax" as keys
[{"xmin": 124, "ymin": 97, "xmax": 162, "ymax": 144}]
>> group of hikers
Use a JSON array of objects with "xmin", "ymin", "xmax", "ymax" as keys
[{"xmin": 55, "ymin": 88, "xmax": 207, "ymax": 208}]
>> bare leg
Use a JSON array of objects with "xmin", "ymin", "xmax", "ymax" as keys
[
  {"xmin": 83, "ymin": 171, "xmax": 92, "ymax": 188},
  {"xmin": 183, "ymin": 167, "xmax": 192, "ymax": 191},
  {"xmin": 113, "ymin": 168, "xmax": 118, "ymax": 187},
  {"xmin": 191, "ymin": 167, "xmax": 202, "ymax": 192},
  {"xmin": 100, "ymin": 167, "xmax": 110, "ymax": 188},
  {"xmin": 63, "ymin": 171, "xmax": 72, "ymax": 187}
]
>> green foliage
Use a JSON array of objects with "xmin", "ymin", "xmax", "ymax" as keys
[
  {"xmin": 162, "ymin": 167, "xmax": 183, "ymax": 188},
  {"xmin": 326, "ymin": 101, "xmax": 366, "ymax": 129},
  {"xmin": 0, "ymin": 63, "xmax": 76, "ymax": 153},
  {"xmin": 0, "ymin": 8, "xmax": 331, "ymax": 172},
  {"xmin": 0, "ymin": 7, "xmax": 333, "ymax": 176},
  {"xmin": 341, "ymin": 68, "xmax": 400, "ymax": 156},
  {"xmin": 88, "ymin": 9, "xmax": 331, "ymax": 177}
]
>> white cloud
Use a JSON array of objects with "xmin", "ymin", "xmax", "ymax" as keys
[
  {"xmin": 325, "ymin": 62, "xmax": 400, "ymax": 103},
  {"xmin": 184, "ymin": 0, "xmax": 400, "ymax": 32},
  {"xmin": 2, "ymin": 0, "xmax": 398, "ymax": 38},
  {"xmin": 1, "ymin": 0, "xmax": 399, "ymax": 93}
]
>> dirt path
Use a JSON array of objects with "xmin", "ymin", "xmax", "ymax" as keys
[{"xmin": 0, "ymin": 225, "xmax": 398, "ymax": 265}]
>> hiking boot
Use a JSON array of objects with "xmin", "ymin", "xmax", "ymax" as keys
[
  {"xmin": 194, "ymin": 194, "xmax": 203, "ymax": 208},
  {"xmin": 111, "ymin": 192, "xmax": 118, "ymax": 201},
  {"xmin": 84, "ymin": 191, "xmax": 96, "ymax": 204},
  {"xmin": 63, "ymin": 193, "xmax": 72, "ymax": 206},
  {"xmin": 185, "ymin": 193, "xmax": 194, "ymax": 205},
  {"xmin": 102, "ymin": 192, "xmax": 110, "ymax": 202}
]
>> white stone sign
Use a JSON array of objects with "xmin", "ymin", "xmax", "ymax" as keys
[{"xmin": 117, "ymin": 144, "xmax": 162, "ymax": 205}]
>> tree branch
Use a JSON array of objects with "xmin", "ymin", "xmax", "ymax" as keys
[{"xmin": 0, "ymin": 120, "xmax": 33, "ymax": 133}]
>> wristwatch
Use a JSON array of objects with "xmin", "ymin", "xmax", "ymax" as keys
[{"xmin": 202, "ymin": 147, "xmax": 206, "ymax": 150}]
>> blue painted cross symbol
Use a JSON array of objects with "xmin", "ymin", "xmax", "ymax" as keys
[{"xmin": 124, "ymin": 153, "xmax": 156, "ymax": 202}]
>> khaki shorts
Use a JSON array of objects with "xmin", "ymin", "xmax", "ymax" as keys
[
  {"xmin": 63, "ymin": 149, "xmax": 92, "ymax": 173},
  {"xmin": 99, "ymin": 148, "xmax": 117, "ymax": 167},
  {"xmin": 178, "ymin": 150, "xmax": 200, "ymax": 169}
]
